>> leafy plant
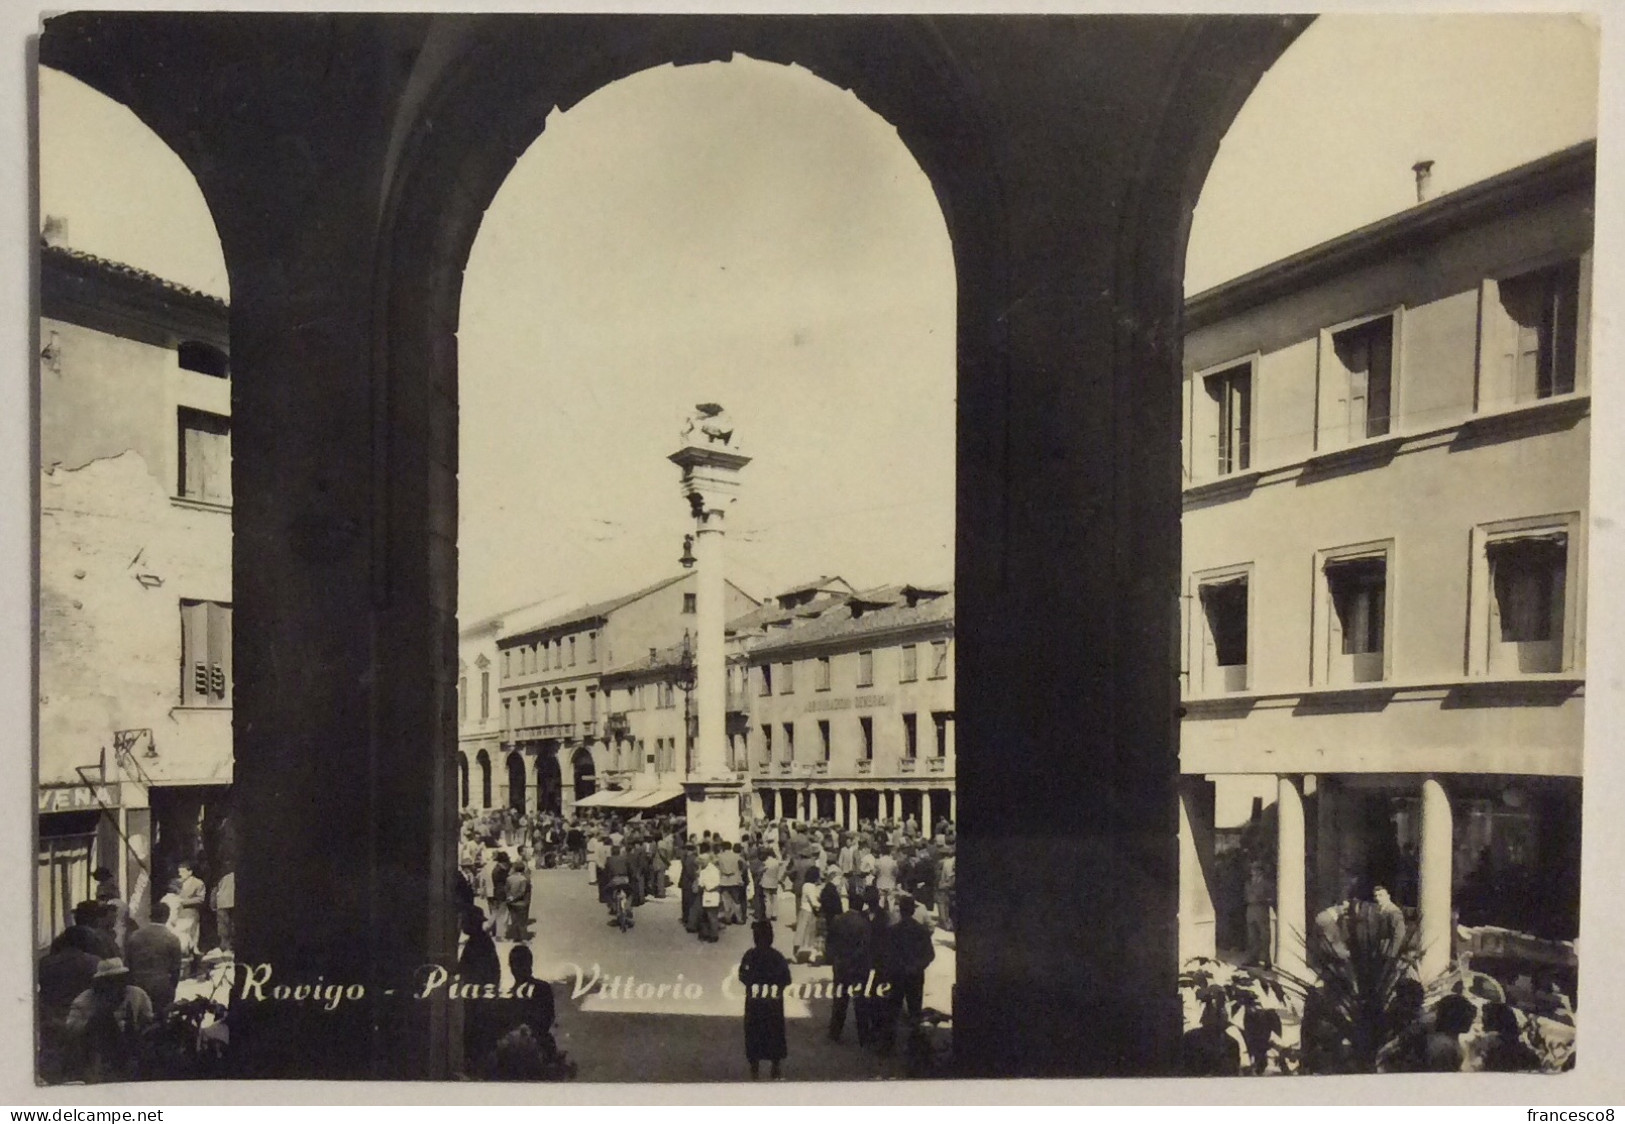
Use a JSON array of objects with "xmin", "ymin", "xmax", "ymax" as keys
[
  {"xmin": 1261, "ymin": 902, "xmax": 1423, "ymax": 1075},
  {"xmin": 1179, "ymin": 958, "xmax": 1296, "ymax": 1076}
]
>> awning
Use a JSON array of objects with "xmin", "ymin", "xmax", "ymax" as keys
[{"xmin": 573, "ymin": 785, "xmax": 686, "ymax": 810}]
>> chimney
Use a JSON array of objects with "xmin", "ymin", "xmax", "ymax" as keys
[{"xmin": 1412, "ymin": 160, "xmax": 1435, "ymax": 204}]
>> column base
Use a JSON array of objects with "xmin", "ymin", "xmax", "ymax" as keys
[{"xmin": 685, "ymin": 778, "xmax": 744, "ymax": 845}]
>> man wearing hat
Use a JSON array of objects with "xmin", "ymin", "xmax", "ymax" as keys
[{"xmin": 64, "ymin": 958, "xmax": 156, "ymax": 1082}]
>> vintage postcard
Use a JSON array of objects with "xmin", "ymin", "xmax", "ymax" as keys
[{"xmin": 20, "ymin": 4, "xmax": 1625, "ymax": 1099}]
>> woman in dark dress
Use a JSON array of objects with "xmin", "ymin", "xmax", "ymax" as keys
[
  {"xmin": 738, "ymin": 921, "xmax": 792, "ymax": 1079},
  {"xmin": 457, "ymin": 906, "xmax": 503, "ymax": 1075}
]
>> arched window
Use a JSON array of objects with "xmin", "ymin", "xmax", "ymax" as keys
[
  {"xmin": 178, "ymin": 340, "xmax": 230, "ymax": 378},
  {"xmin": 457, "ymin": 754, "xmax": 469, "ymax": 807}
]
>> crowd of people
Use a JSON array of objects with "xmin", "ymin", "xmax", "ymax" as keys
[
  {"xmin": 454, "ymin": 804, "xmax": 956, "ymax": 1079},
  {"xmin": 37, "ymin": 862, "xmax": 234, "ymax": 1084}
]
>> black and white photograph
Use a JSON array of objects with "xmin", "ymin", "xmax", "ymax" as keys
[{"xmin": 16, "ymin": 3, "xmax": 1625, "ymax": 1098}]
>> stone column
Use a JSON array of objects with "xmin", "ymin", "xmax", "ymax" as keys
[
  {"xmin": 670, "ymin": 422, "xmax": 750, "ymax": 844},
  {"xmin": 1419, "ymin": 777, "xmax": 1454, "ymax": 982},
  {"xmin": 1178, "ymin": 778, "xmax": 1217, "ymax": 965},
  {"xmin": 1275, "ymin": 776, "xmax": 1307, "ymax": 980}
]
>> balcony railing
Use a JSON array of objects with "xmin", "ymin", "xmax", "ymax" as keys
[
  {"xmin": 857, "ymin": 759, "xmax": 872, "ymax": 774},
  {"xmin": 755, "ymin": 762, "xmax": 771, "ymax": 776},
  {"xmin": 900, "ymin": 757, "xmax": 918, "ymax": 773},
  {"xmin": 514, "ymin": 721, "xmax": 583, "ymax": 741},
  {"xmin": 777, "ymin": 761, "xmax": 794, "ymax": 776},
  {"xmin": 928, "ymin": 757, "xmax": 946, "ymax": 773},
  {"xmin": 813, "ymin": 761, "xmax": 829, "ymax": 775}
]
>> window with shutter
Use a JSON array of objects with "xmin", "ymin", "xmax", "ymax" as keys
[
  {"xmin": 1325, "ymin": 556, "xmax": 1388, "ymax": 684},
  {"xmin": 1331, "ymin": 317, "xmax": 1394, "ymax": 441},
  {"xmin": 1494, "ymin": 262, "xmax": 1580, "ymax": 404},
  {"xmin": 1197, "ymin": 575, "xmax": 1249, "ymax": 693},
  {"xmin": 1488, "ymin": 534, "xmax": 1567, "ymax": 674},
  {"xmin": 177, "ymin": 409, "xmax": 232, "ymax": 505},
  {"xmin": 179, "ymin": 599, "xmax": 231, "ymax": 707},
  {"xmin": 931, "ymin": 640, "xmax": 949, "ymax": 679},
  {"xmin": 1204, "ymin": 363, "xmax": 1253, "ymax": 475}
]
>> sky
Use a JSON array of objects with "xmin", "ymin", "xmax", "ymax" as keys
[
  {"xmin": 1187, "ymin": 13, "xmax": 1599, "ymax": 294},
  {"xmin": 456, "ymin": 57, "xmax": 957, "ymax": 620},
  {"xmin": 34, "ymin": 15, "xmax": 1602, "ymax": 622}
]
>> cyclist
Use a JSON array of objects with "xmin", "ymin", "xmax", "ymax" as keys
[{"xmin": 602, "ymin": 844, "xmax": 633, "ymax": 931}]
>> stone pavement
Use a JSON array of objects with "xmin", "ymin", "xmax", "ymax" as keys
[{"xmin": 483, "ymin": 866, "xmax": 954, "ymax": 1082}]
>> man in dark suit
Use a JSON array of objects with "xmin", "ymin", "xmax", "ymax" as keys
[
  {"xmin": 877, "ymin": 895, "xmax": 935, "ymax": 1055},
  {"xmin": 825, "ymin": 890, "xmax": 873, "ymax": 1045}
]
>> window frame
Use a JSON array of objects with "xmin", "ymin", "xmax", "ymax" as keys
[
  {"xmin": 857, "ymin": 649, "xmax": 874, "ymax": 688},
  {"xmin": 902, "ymin": 712, "xmax": 918, "ymax": 759},
  {"xmin": 900, "ymin": 643, "xmax": 918, "ymax": 683},
  {"xmin": 815, "ymin": 656, "xmax": 831, "ymax": 692},
  {"xmin": 1188, "ymin": 562, "xmax": 1254, "ymax": 696},
  {"xmin": 1315, "ymin": 307, "xmax": 1404, "ymax": 451},
  {"xmin": 177, "ymin": 407, "xmax": 232, "ymax": 506},
  {"xmin": 1475, "ymin": 253, "xmax": 1589, "ymax": 412},
  {"xmin": 1468, "ymin": 512, "xmax": 1583, "ymax": 677},
  {"xmin": 780, "ymin": 661, "xmax": 795, "ymax": 696},
  {"xmin": 859, "ymin": 715, "xmax": 874, "ymax": 761},
  {"xmin": 1193, "ymin": 354, "xmax": 1258, "ymax": 481},
  {"xmin": 1312, "ymin": 539, "xmax": 1396, "ymax": 687},
  {"xmin": 930, "ymin": 639, "xmax": 949, "ymax": 680}
]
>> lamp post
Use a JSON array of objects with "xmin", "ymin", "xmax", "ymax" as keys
[{"xmin": 670, "ymin": 404, "xmax": 750, "ymax": 843}]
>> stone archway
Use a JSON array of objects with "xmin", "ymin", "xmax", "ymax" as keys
[
  {"xmin": 42, "ymin": 11, "xmax": 1307, "ymax": 1079},
  {"xmin": 475, "ymin": 750, "xmax": 492, "ymax": 810},
  {"xmin": 505, "ymin": 752, "xmax": 527, "ymax": 812},
  {"xmin": 572, "ymin": 747, "xmax": 597, "ymax": 802},
  {"xmin": 535, "ymin": 747, "xmax": 563, "ymax": 816},
  {"xmin": 457, "ymin": 754, "xmax": 469, "ymax": 809}
]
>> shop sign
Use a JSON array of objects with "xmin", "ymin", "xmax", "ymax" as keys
[
  {"xmin": 805, "ymin": 693, "xmax": 890, "ymax": 714},
  {"xmin": 38, "ymin": 784, "xmax": 118, "ymax": 814}
]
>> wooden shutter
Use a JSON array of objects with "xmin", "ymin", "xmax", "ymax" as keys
[
  {"xmin": 182, "ymin": 422, "xmax": 204, "ymax": 500},
  {"xmin": 181, "ymin": 600, "xmax": 207, "ymax": 706},
  {"xmin": 207, "ymin": 602, "xmax": 232, "ymax": 705},
  {"xmin": 204, "ymin": 425, "xmax": 231, "ymax": 504}
]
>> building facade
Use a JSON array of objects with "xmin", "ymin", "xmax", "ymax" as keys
[
  {"xmin": 1177, "ymin": 144, "xmax": 1592, "ymax": 985},
  {"xmin": 456, "ymin": 615, "xmax": 502, "ymax": 813},
  {"xmin": 735, "ymin": 582, "xmax": 956, "ymax": 828},
  {"xmin": 460, "ymin": 573, "xmax": 758, "ymax": 817},
  {"xmin": 37, "ymin": 242, "xmax": 234, "ymax": 948}
]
